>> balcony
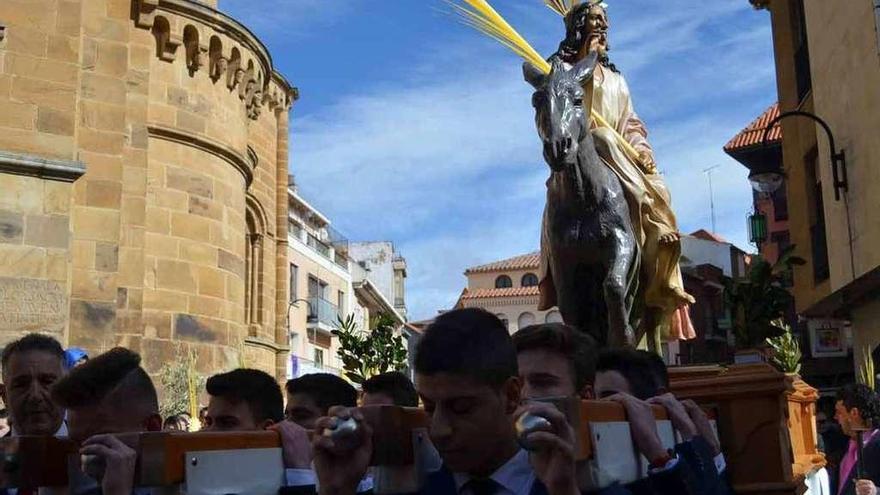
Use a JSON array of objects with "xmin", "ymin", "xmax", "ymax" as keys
[{"xmin": 307, "ymin": 296, "xmax": 340, "ymax": 330}]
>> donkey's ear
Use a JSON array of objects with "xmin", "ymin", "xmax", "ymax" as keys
[
  {"xmin": 523, "ymin": 62, "xmax": 545, "ymax": 89},
  {"xmin": 572, "ymin": 51, "xmax": 599, "ymax": 85}
]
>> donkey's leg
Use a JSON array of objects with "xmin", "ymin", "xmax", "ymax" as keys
[{"xmin": 604, "ymin": 232, "xmax": 637, "ymax": 347}]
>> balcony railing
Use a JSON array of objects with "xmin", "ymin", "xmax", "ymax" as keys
[
  {"xmin": 307, "ymin": 296, "xmax": 340, "ymax": 328},
  {"xmin": 307, "ymin": 235, "xmax": 331, "ymax": 258}
]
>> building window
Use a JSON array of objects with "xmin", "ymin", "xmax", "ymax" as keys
[
  {"xmin": 545, "ymin": 310, "xmax": 563, "ymax": 324},
  {"xmin": 518, "ymin": 312, "xmax": 536, "ymax": 330},
  {"xmin": 521, "ymin": 273, "xmax": 539, "ymax": 287},
  {"xmin": 244, "ymin": 210, "xmax": 264, "ymax": 334},
  {"xmin": 791, "ymin": 0, "xmax": 812, "ymax": 103},
  {"xmin": 772, "ymin": 185, "xmax": 789, "ymax": 222},
  {"xmin": 805, "ymin": 149, "xmax": 829, "ymax": 283},
  {"xmin": 314, "ymin": 348, "xmax": 324, "ymax": 367},
  {"xmin": 496, "ymin": 313, "xmax": 509, "ymax": 331},
  {"xmin": 289, "ymin": 263, "xmax": 298, "ymax": 301},
  {"xmin": 495, "ymin": 275, "xmax": 513, "ymax": 289}
]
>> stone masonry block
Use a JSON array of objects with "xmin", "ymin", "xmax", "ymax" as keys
[
  {"xmin": 11, "ymin": 77, "xmax": 76, "ymax": 113},
  {"xmin": 0, "ymin": 210, "xmax": 24, "ymax": 244},
  {"xmin": 188, "ymin": 196, "xmax": 223, "ymax": 221},
  {"xmin": 80, "ymin": 100, "xmax": 126, "ymax": 132},
  {"xmin": 68, "ymin": 299, "xmax": 117, "ymax": 346},
  {"xmin": 8, "ymin": 53, "xmax": 78, "ymax": 85},
  {"xmin": 0, "ymin": 128, "xmax": 75, "ymax": 161},
  {"xmin": 24, "ymin": 214, "xmax": 69, "ymax": 249},
  {"xmin": 176, "ymin": 111, "xmax": 205, "ymax": 134},
  {"xmin": 0, "ymin": 1, "xmax": 56, "ymax": 33},
  {"xmin": 45, "ymin": 250, "xmax": 68, "ymax": 282},
  {"xmin": 72, "ymin": 207, "xmax": 119, "ymax": 242},
  {"xmin": 166, "ymin": 167, "xmax": 213, "ymax": 199},
  {"xmin": 5, "ymin": 27, "xmax": 48, "ymax": 57},
  {"xmin": 57, "ymin": 1, "xmax": 84, "ymax": 37},
  {"xmin": 0, "ymin": 245, "xmax": 46, "ymax": 278},
  {"xmin": 85, "ymin": 180, "xmax": 122, "ymax": 209},
  {"xmin": 157, "ymin": 258, "xmax": 196, "ymax": 292},
  {"xmin": 77, "ymin": 152, "xmax": 123, "ymax": 181},
  {"xmin": 95, "ymin": 42, "xmax": 128, "ymax": 77},
  {"xmin": 217, "ymin": 249, "xmax": 244, "ymax": 278},
  {"xmin": 179, "ymin": 239, "xmax": 216, "ymax": 266},
  {"xmin": 43, "ymin": 181, "xmax": 72, "ymax": 215},
  {"xmin": 0, "ymin": 100, "xmax": 36, "ymax": 130},
  {"xmin": 72, "ymin": 240, "xmax": 96, "ymax": 270},
  {"xmin": 197, "ymin": 266, "xmax": 225, "ymax": 299},
  {"xmin": 145, "ymin": 207, "xmax": 170, "ymax": 235},
  {"xmin": 36, "ymin": 107, "xmax": 75, "ymax": 136},
  {"xmin": 121, "ymin": 197, "xmax": 146, "ymax": 227},
  {"xmin": 144, "ymin": 288, "xmax": 188, "ymax": 313},
  {"xmin": 94, "ymin": 242, "xmax": 119, "ymax": 272},
  {"xmin": 170, "ymin": 213, "xmax": 210, "ymax": 242},
  {"xmin": 145, "ymin": 232, "xmax": 178, "ymax": 259},
  {"xmin": 70, "ymin": 268, "xmax": 117, "ymax": 302},
  {"xmin": 81, "ymin": 72, "xmax": 127, "ymax": 106},
  {"xmin": 47, "ymin": 35, "xmax": 79, "ymax": 64},
  {"xmin": 117, "ymin": 247, "xmax": 144, "ymax": 286},
  {"xmin": 78, "ymin": 128, "xmax": 125, "ymax": 155},
  {"xmin": 187, "ymin": 295, "xmax": 223, "ymax": 318},
  {"xmin": 174, "ymin": 314, "xmax": 224, "ymax": 345}
]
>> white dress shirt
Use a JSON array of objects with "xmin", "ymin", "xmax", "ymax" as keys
[{"xmin": 453, "ymin": 450, "xmax": 537, "ymax": 495}]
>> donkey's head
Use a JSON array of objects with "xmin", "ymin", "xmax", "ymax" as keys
[{"xmin": 524, "ymin": 53, "xmax": 598, "ymax": 172}]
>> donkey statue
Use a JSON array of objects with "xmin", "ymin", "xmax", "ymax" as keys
[{"xmin": 524, "ymin": 53, "xmax": 641, "ymax": 348}]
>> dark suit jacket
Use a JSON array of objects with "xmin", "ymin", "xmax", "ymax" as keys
[{"xmin": 838, "ymin": 435, "xmax": 880, "ymax": 495}]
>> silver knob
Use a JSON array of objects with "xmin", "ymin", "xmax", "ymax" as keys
[{"xmin": 515, "ymin": 413, "xmax": 553, "ymax": 451}]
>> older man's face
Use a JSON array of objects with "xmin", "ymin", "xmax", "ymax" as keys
[{"xmin": 1, "ymin": 350, "xmax": 65, "ymax": 436}]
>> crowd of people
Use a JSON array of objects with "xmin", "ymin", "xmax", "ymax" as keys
[{"xmin": 0, "ymin": 308, "xmax": 878, "ymax": 495}]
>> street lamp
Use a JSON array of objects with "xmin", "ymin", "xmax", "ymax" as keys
[
  {"xmin": 756, "ymin": 110, "xmax": 848, "ymax": 200},
  {"xmin": 748, "ymin": 209, "xmax": 768, "ymax": 248}
]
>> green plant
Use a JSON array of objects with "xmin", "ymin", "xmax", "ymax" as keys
[
  {"xmin": 858, "ymin": 346, "xmax": 876, "ymax": 390},
  {"xmin": 158, "ymin": 345, "xmax": 206, "ymax": 424},
  {"xmin": 723, "ymin": 245, "xmax": 805, "ymax": 349},
  {"xmin": 332, "ymin": 313, "xmax": 408, "ymax": 384},
  {"xmin": 765, "ymin": 321, "xmax": 802, "ymax": 374}
]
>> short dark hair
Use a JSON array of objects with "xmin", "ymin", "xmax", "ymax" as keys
[
  {"xmin": 596, "ymin": 348, "xmax": 659, "ymax": 400},
  {"xmin": 513, "ymin": 323, "xmax": 598, "ymax": 391},
  {"xmin": 638, "ymin": 350, "xmax": 669, "ymax": 392},
  {"xmin": 285, "ymin": 373, "xmax": 357, "ymax": 413},
  {"xmin": 206, "ymin": 369, "xmax": 283, "ymax": 424},
  {"xmin": 52, "ymin": 347, "xmax": 158, "ymax": 415},
  {"xmin": 837, "ymin": 384, "xmax": 880, "ymax": 426},
  {"xmin": 1, "ymin": 333, "xmax": 65, "ymax": 374},
  {"xmin": 414, "ymin": 308, "xmax": 517, "ymax": 388},
  {"xmin": 362, "ymin": 372, "xmax": 419, "ymax": 407}
]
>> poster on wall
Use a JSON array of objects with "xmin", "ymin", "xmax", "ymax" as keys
[{"xmin": 808, "ymin": 319, "xmax": 850, "ymax": 358}]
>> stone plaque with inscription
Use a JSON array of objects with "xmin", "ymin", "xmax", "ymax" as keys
[{"xmin": 0, "ymin": 277, "xmax": 68, "ymax": 338}]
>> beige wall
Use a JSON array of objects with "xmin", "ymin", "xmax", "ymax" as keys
[
  {"xmin": 0, "ymin": 0, "xmax": 296, "ymax": 385},
  {"xmin": 288, "ymin": 241, "xmax": 351, "ymax": 374},
  {"xmin": 468, "ymin": 268, "xmax": 540, "ymax": 291},
  {"xmin": 464, "ymin": 267, "xmax": 559, "ymax": 333}
]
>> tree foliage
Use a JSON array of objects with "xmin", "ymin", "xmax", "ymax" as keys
[
  {"xmin": 332, "ymin": 313, "xmax": 408, "ymax": 384},
  {"xmin": 723, "ymin": 245, "xmax": 805, "ymax": 349},
  {"xmin": 158, "ymin": 345, "xmax": 205, "ymax": 425},
  {"xmin": 766, "ymin": 322, "xmax": 802, "ymax": 374}
]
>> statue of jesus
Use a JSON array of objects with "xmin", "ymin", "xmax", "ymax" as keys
[{"xmin": 538, "ymin": 0, "xmax": 696, "ymax": 344}]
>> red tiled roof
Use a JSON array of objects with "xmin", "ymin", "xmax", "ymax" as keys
[
  {"xmin": 465, "ymin": 252, "xmax": 540, "ymax": 274},
  {"xmin": 459, "ymin": 286, "xmax": 541, "ymax": 300},
  {"xmin": 724, "ymin": 103, "xmax": 782, "ymax": 153},
  {"xmin": 689, "ymin": 229, "xmax": 728, "ymax": 244}
]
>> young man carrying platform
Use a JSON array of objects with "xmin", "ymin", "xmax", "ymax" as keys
[{"xmin": 312, "ymin": 309, "xmax": 702, "ymax": 495}]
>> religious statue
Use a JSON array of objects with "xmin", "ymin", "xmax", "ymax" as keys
[{"xmin": 532, "ymin": 0, "xmax": 695, "ymax": 348}]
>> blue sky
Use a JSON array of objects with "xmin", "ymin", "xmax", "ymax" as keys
[{"xmin": 221, "ymin": 0, "xmax": 777, "ymax": 321}]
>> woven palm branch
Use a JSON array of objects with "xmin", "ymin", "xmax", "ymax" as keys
[{"xmin": 446, "ymin": 0, "xmax": 641, "ymax": 163}]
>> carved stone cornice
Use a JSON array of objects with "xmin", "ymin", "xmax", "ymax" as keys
[
  {"xmin": 147, "ymin": 124, "xmax": 253, "ymax": 185},
  {"xmin": 0, "ymin": 150, "xmax": 86, "ymax": 183},
  {"xmin": 134, "ymin": 0, "xmax": 274, "ymax": 87}
]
